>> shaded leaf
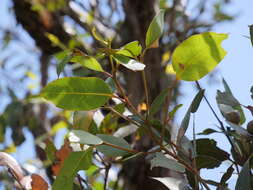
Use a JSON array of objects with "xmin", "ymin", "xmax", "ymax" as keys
[
  {"xmin": 145, "ymin": 10, "xmax": 165, "ymax": 48},
  {"xmin": 172, "ymin": 32, "xmax": 228, "ymax": 81},
  {"xmin": 52, "ymin": 148, "xmax": 93, "ymax": 190},
  {"xmin": 195, "ymin": 155, "xmax": 222, "ymax": 169},
  {"xmin": 169, "ymin": 104, "xmax": 183, "ymax": 119},
  {"xmin": 227, "ymin": 121, "xmax": 252, "ymax": 137},
  {"xmin": 235, "ymin": 155, "xmax": 252, "ymax": 190},
  {"xmin": 41, "ymin": 77, "xmax": 112, "ymax": 111},
  {"xmin": 216, "ymin": 90, "xmax": 239, "ymax": 107},
  {"xmin": 190, "ymin": 89, "xmax": 205, "ymax": 113},
  {"xmin": 222, "ymin": 78, "xmax": 245, "ymax": 124},
  {"xmin": 73, "ymin": 111, "xmax": 94, "ymax": 130},
  {"xmin": 45, "ymin": 140, "xmax": 57, "ymax": 162},
  {"xmin": 150, "ymin": 152, "xmax": 185, "ymax": 172},
  {"xmin": 149, "ymin": 88, "xmax": 169, "ymax": 117},
  {"xmin": 197, "ymin": 128, "xmax": 218, "ymax": 135},
  {"xmin": 220, "ymin": 165, "xmax": 234, "ymax": 184},
  {"xmin": 96, "ymin": 134, "xmax": 132, "ymax": 157},
  {"xmin": 195, "ymin": 138, "xmax": 229, "ymax": 169},
  {"xmin": 177, "ymin": 90, "xmax": 204, "ymax": 143},
  {"xmin": 249, "ymin": 25, "xmax": 253, "ymax": 47},
  {"xmin": 113, "ymin": 54, "xmax": 145, "ymax": 71},
  {"xmin": 68, "ymin": 130, "xmax": 103, "ymax": 145},
  {"xmin": 57, "ymin": 53, "xmax": 72, "ymax": 78}
]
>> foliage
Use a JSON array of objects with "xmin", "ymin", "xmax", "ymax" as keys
[{"xmin": 1, "ymin": 0, "xmax": 252, "ymax": 190}]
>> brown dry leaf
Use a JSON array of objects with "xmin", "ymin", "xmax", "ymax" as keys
[
  {"xmin": 51, "ymin": 140, "xmax": 73, "ymax": 176},
  {"xmin": 31, "ymin": 174, "xmax": 49, "ymax": 190}
]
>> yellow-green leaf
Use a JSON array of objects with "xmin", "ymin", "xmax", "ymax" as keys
[
  {"xmin": 41, "ymin": 77, "xmax": 112, "ymax": 111},
  {"xmin": 71, "ymin": 55, "xmax": 104, "ymax": 72},
  {"xmin": 172, "ymin": 32, "xmax": 228, "ymax": 81},
  {"xmin": 145, "ymin": 9, "xmax": 165, "ymax": 48}
]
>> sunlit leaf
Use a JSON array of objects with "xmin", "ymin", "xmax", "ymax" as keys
[
  {"xmin": 41, "ymin": 77, "xmax": 112, "ymax": 110},
  {"xmin": 145, "ymin": 9, "xmax": 165, "ymax": 48},
  {"xmin": 117, "ymin": 41, "xmax": 142, "ymax": 57},
  {"xmin": 172, "ymin": 32, "xmax": 228, "ymax": 81},
  {"xmin": 113, "ymin": 54, "xmax": 145, "ymax": 71},
  {"xmin": 71, "ymin": 55, "xmax": 104, "ymax": 72}
]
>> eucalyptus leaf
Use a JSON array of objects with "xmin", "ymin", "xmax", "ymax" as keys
[
  {"xmin": 117, "ymin": 41, "xmax": 142, "ymax": 57},
  {"xmin": 41, "ymin": 77, "xmax": 112, "ymax": 110},
  {"xmin": 145, "ymin": 9, "xmax": 165, "ymax": 48},
  {"xmin": 177, "ymin": 90, "xmax": 204, "ymax": 143},
  {"xmin": 235, "ymin": 155, "xmax": 252, "ymax": 190},
  {"xmin": 149, "ymin": 88, "xmax": 169, "ymax": 117},
  {"xmin": 68, "ymin": 130, "xmax": 103, "ymax": 145},
  {"xmin": 52, "ymin": 148, "xmax": 93, "ymax": 190},
  {"xmin": 172, "ymin": 32, "xmax": 228, "ymax": 81},
  {"xmin": 113, "ymin": 54, "xmax": 145, "ymax": 71},
  {"xmin": 57, "ymin": 53, "xmax": 72, "ymax": 78},
  {"xmin": 150, "ymin": 152, "xmax": 185, "ymax": 172},
  {"xmin": 71, "ymin": 55, "xmax": 104, "ymax": 72},
  {"xmin": 96, "ymin": 134, "xmax": 132, "ymax": 157}
]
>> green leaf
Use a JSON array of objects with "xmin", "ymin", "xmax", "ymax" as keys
[
  {"xmin": 71, "ymin": 55, "xmax": 104, "ymax": 72},
  {"xmin": 45, "ymin": 140, "xmax": 57, "ymax": 162},
  {"xmin": 41, "ymin": 77, "xmax": 112, "ymax": 110},
  {"xmin": 150, "ymin": 152, "xmax": 185, "ymax": 172},
  {"xmin": 52, "ymin": 148, "xmax": 93, "ymax": 190},
  {"xmin": 96, "ymin": 134, "xmax": 132, "ymax": 157},
  {"xmin": 216, "ymin": 90, "xmax": 239, "ymax": 107},
  {"xmin": 195, "ymin": 138, "xmax": 229, "ymax": 169},
  {"xmin": 190, "ymin": 89, "xmax": 205, "ymax": 113},
  {"xmin": 73, "ymin": 111, "xmax": 94, "ymax": 130},
  {"xmin": 177, "ymin": 90, "xmax": 204, "ymax": 143},
  {"xmin": 68, "ymin": 130, "xmax": 103, "ymax": 145},
  {"xmin": 168, "ymin": 104, "xmax": 183, "ymax": 119},
  {"xmin": 235, "ymin": 155, "xmax": 252, "ymax": 190},
  {"xmin": 149, "ymin": 88, "xmax": 168, "ymax": 117},
  {"xmin": 145, "ymin": 9, "xmax": 165, "ymax": 48},
  {"xmin": 113, "ymin": 54, "xmax": 145, "ymax": 71},
  {"xmin": 91, "ymin": 27, "xmax": 108, "ymax": 46},
  {"xmin": 117, "ymin": 41, "xmax": 142, "ymax": 57},
  {"xmin": 197, "ymin": 128, "xmax": 218, "ymax": 135},
  {"xmin": 220, "ymin": 165, "xmax": 234, "ymax": 184},
  {"xmin": 172, "ymin": 32, "xmax": 228, "ymax": 81},
  {"xmin": 221, "ymin": 78, "xmax": 245, "ymax": 124},
  {"xmin": 195, "ymin": 155, "xmax": 222, "ymax": 169},
  {"xmin": 56, "ymin": 52, "xmax": 72, "ymax": 78}
]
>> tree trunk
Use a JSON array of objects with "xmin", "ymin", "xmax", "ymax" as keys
[{"xmin": 119, "ymin": 1, "xmax": 172, "ymax": 189}]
